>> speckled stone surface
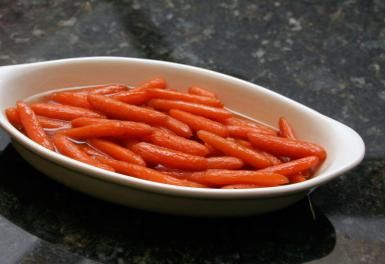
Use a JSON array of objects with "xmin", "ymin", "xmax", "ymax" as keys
[{"xmin": 0, "ymin": 0, "xmax": 384, "ymax": 263}]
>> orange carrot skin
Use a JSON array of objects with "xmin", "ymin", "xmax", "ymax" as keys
[
  {"xmin": 226, "ymin": 125, "xmax": 276, "ymax": 138},
  {"xmin": 49, "ymin": 92, "xmax": 92, "ymax": 109},
  {"xmin": 197, "ymin": 130, "xmax": 272, "ymax": 169},
  {"xmin": 96, "ymin": 156, "xmax": 205, "ymax": 188},
  {"xmin": 248, "ymin": 133, "xmax": 327, "ymax": 160},
  {"xmin": 279, "ymin": 117, "xmax": 296, "ymax": 139},
  {"xmin": 130, "ymin": 142, "xmax": 208, "ymax": 170},
  {"xmin": 70, "ymin": 84, "xmax": 128, "ymax": 95},
  {"xmin": 5, "ymin": 107, "xmax": 23, "ymax": 129},
  {"xmin": 71, "ymin": 117, "xmax": 113, "ymax": 127},
  {"xmin": 146, "ymin": 88, "xmax": 223, "ymax": 107},
  {"xmin": 187, "ymin": 169, "xmax": 288, "ymax": 187},
  {"xmin": 258, "ymin": 156, "xmax": 320, "ymax": 176},
  {"xmin": 62, "ymin": 121, "xmax": 154, "ymax": 139},
  {"xmin": 88, "ymin": 94, "xmax": 167, "ymax": 125},
  {"xmin": 188, "ymin": 86, "xmax": 218, "ymax": 98},
  {"xmin": 148, "ymin": 99, "xmax": 232, "ymax": 121},
  {"xmin": 207, "ymin": 156, "xmax": 244, "ymax": 170},
  {"xmin": 221, "ymin": 184, "xmax": 261, "ymax": 189},
  {"xmin": 224, "ymin": 117, "xmax": 277, "ymax": 135},
  {"xmin": 162, "ymin": 116, "xmax": 193, "ymax": 138},
  {"xmin": 145, "ymin": 129, "xmax": 209, "ymax": 156},
  {"xmin": 291, "ymin": 175, "xmax": 307, "ymax": 183},
  {"xmin": 132, "ymin": 77, "xmax": 167, "ymax": 91},
  {"xmin": 110, "ymin": 90, "xmax": 149, "ymax": 105},
  {"xmin": 17, "ymin": 101, "xmax": 54, "ymax": 150},
  {"xmin": 52, "ymin": 134, "xmax": 114, "ymax": 171},
  {"xmin": 30, "ymin": 103, "xmax": 104, "ymax": 120},
  {"xmin": 88, "ymin": 138, "xmax": 146, "ymax": 166},
  {"xmin": 169, "ymin": 109, "xmax": 228, "ymax": 137},
  {"xmin": 204, "ymin": 143, "xmax": 222, "ymax": 156},
  {"xmin": 80, "ymin": 144, "xmax": 110, "ymax": 158}
]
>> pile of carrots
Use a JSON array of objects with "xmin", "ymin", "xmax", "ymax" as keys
[{"xmin": 5, "ymin": 78, "xmax": 326, "ymax": 189}]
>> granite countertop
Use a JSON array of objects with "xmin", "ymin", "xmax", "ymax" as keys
[{"xmin": 0, "ymin": 0, "xmax": 384, "ymax": 263}]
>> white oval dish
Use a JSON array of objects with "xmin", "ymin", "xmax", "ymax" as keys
[{"xmin": 0, "ymin": 57, "xmax": 365, "ymax": 216}]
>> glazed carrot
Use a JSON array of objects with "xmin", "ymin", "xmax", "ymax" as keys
[
  {"xmin": 79, "ymin": 144, "xmax": 110, "ymax": 158},
  {"xmin": 279, "ymin": 117, "xmax": 296, "ymax": 139},
  {"xmin": 188, "ymin": 86, "xmax": 218, "ymax": 99},
  {"xmin": 169, "ymin": 109, "xmax": 228, "ymax": 137},
  {"xmin": 154, "ymin": 166, "xmax": 198, "ymax": 178},
  {"xmin": 258, "ymin": 156, "xmax": 320, "ymax": 176},
  {"xmin": 145, "ymin": 129, "xmax": 209, "ymax": 156},
  {"xmin": 5, "ymin": 107, "xmax": 23, "ymax": 129},
  {"xmin": 62, "ymin": 121, "xmax": 153, "ymax": 139},
  {"xmin": 49, "ymin": 92, "xmax": 92, "ymax": 109},
  {"xmin": 187, "ymin": 169, "xmax": 288, "ymax": 187},
  {"xmin": 96, "ymin": 156, "xmax": 205, "ymax": 188},
  {"xmin": 226, "ymin": 125, "xmax": 276, "ymax": 138},
  {"xmin": 148, "ymin": 99, "xmax": 232, "ymax": 120},
  {"xmin": 248, "ymin": 133, "xmax": 327, "ymax": 160},
  {"xmin": 68, "ymin": 84, "xmax": 128, "ymax": 95},
  {"xmin": 221, "ymin": 184, "xmax": 261, "ymax": 189},
  {"xmin": 290, "ymin": 175, "xmax": 307, "ymax": 183},
  {"xmin": 16, "ymin": 101, "xmax": 54, "ymax": 150},
  {"xmin": 205, "ymin": 143, "xmax": 222, "ymax": 156},
  {"xmin": 30, "ymin": 103, "xmax": 104, "ymax": 120},
  {"xmin": 223, "ymin": 117, "xmax": 277, "ymax": 135},
  {"xmin": 207, "ymin": 156, "xmax": 244, "ymax": 170},
  {"xmin": 132, "ymin": 77, "xmax": 167, "ymax": 91},
  {"xmin": 88, "ymin": 94, "xmax": 167, "ymax": 124},
  {"xmin": 130, "ymin": 142, "xmax": 208, "ymax": 170},
  {"xmin": 228, "ymin": 138, "xmax": 253, "ymax": 149},
  {"xmin": 71, "ymin": 117, "xmax": 113, "ymax": 127},
  {"xmin": 110, "ymin": 90, "xmax": 149, "ymax": 105},
  {"xmin": 37, "ymin": 116, "xmax": 70, "ymax": 129},
  {"xmin": 88, "ymin": 138, "xmax": 146, "ymax": 166},
  {"xmin": 146, "ymin": 88, "xmax": 223, "ymax": 107},
  {"xmin": 52, "ymin": 134, "xmax": 114, "ymax": 171},
  {"xmin": 197, "ymin": 131, "xmax": 272, "ymax": 169},
  {"xmin": 162, "ymin": 116, "xmax": 192, "ymax": 138}
]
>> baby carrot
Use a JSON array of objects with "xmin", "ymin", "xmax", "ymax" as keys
[
  {"xmin": 258, "ymin": 156, "xmax": 320, "ymax": 176},
  {"xmin": 207, "ymin": 156, "xmax": 244, "ymax": 170},
  {"xmin": 49, "ymin": 92, "xmax": 92, "ymax": 109},
  {"xmin": 145, "ymin": 129, "xmax": 209, "ymax": 156},
  {"xmin": 291, "ymin": 175, "xmax": 307, "ymax": 183},
  {"xmin": 162, "ymin": 116, "xmax": 193, "ymax": 138},
  {"xmin": 110, "ymin": 90, "xmax": 149, "ymax": 105},
  {"xmin": 221, "ymin": 184, "xmax": 261, "ymax": 189},
  {"xmin": 88, "ymin": 138, "xmax": 146, "ymax": 166},
  {"xmin": 188, "ymin": 86, "xmax": 218, "ymax": 99},
  {"xmin": 223, "ymin": 117, "xmax": 277, "ymax": 135},
  {"xmin": 30, "ymin": 103, "xmax": 104, "ymax": 120},
  {"xmin": 71, "ymin": 117, "xmax": 113, "ymax": 127},
  {"xmin": 204, "ymin": 143, "xmax": 222, "ymax": 156},
  {"xmin": 197, "ymin": 130, "xmax": 272, "ymax": 169},
  {"xmin": 132, "ymin": 77, "xmax": 167, "ymax": 91},
  {"xmin": 248, "ymin": 133, "xmax": 327, "ymax": 160},
  {"xmin": 96, "ymin": 156, "xmax": 205, "ymax": 188},
  {"xmin": 146, "ymin": 88, "xmax": 223, "ymax": 107},
  {"xmin": 69, "ymin": 84, "xmax": 128, "ymax": 95},
  {"xmin": 5, "ymin": 107, "xmax": 23, "ymax": 129},
  {"xmin": 148, "ymin": 99, "xmax": 232, "ymax": 120},
  {"xmin": 130, "ymin": 142, "xmax": 208, "ymax": 170},
  {"xmin": 187, "ymin": 169, "xmax": 288, "ymax": 187},
  {"xmin": 169, "ymin": 109, "xmax": 228, "ymax": 137},
  {"xmin": 79, "ymin": 144, "xmax": 110, "ymax": 158},
  {"xmin": 16, "ymin": 101, "xmax": 54, "ymax": 150},
  {"xmin": 278, "ymin": 117, "xmax": 296, "ymax": 139},
  {"xmin": 88, "ymin": 94, "xmax": 167, "ymax": 125},
  {"xmin": 226, "ymin": 125, "xmax": 276, "ymax": 138},
  {"xmin": 52, "ymin": 134, "xmax": 114, "ymax": 171}
]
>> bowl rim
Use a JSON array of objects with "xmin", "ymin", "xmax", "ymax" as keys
[{"xmin": 0, "ymin": 56, "xmax": 366, "ymax": 199}]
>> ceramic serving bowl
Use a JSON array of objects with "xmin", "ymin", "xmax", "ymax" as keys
[{"xmin": 0, "ymin": 57, "xmax": 365, "ymax": 216}]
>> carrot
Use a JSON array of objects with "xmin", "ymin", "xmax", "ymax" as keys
[
  {"xmin": 30, "ymin": 103, "xmax": 104, "ymax": 120},
  {"xmin": 223, "ymin": 117, "xmax": 277, "ymax": 135},
  {"xmin": 52, "ymin": 134, "xmax": 114, "ymax": 171},
  {"xmin": 228, "ymin": 138, "xmax": 253, "ymax": 149},
  {"xmin": 154, "ymin": 166, "xmax": 199, "ymax": 178},
  {"xmin": 248, "ymin": 133, "xmax": 327, "ymax": 160},
  {"xmin": 71, "ymin": 117, "xmax": 113, "ymax": 127},
  {"xmin": 221, "ymin": 184, "xmax": 261, "ymax": 189},
  {"xmin": 68, "ymin": 84, "xmax": 128, "ymax": 95},
  {"xmin": 148, "ymin": 99, "xmax": 232, "ymax": 121},
  {"xmin": 62, "ymin": 121, "xmax": 154, "ymax": 139},
  {"xmin": 110, "ymin": 90, "xmax": 149, "ymax": 105},
  {"xmin": 16, "ymin": 101, "xmax": 54, "ymax": 150},
  {"xmin": 96, "ymin": 156, "xmax": 205, "ymax": 188},
  {"xmin": 145, "ymin": 129, "xmax": 209, "ymax": 156},
  {"xmin": 132, "ymin": 77, "xmax": 167, "ymax": 91},
  {"xmin": 49, "ymin": 92, "xmax": 92, "ymax": 109},
  {"xmin": 226, "ymin": 125, "xmax": 276, "ymax": 138},
  {"xmin": 207, "ymin": 156, "xmax": 244, "ymax": 170},
  {"xmin": 188, "ymin": 86, "xmax": 218, "ymax": 98},
  {"xmin": 5, "ymin": 107, "xmax": 23, "ymax": 129},
  {"xmin": 279, "ymin": 117, "xmax": 296, "ymax": 139},
  {"xmin": 130, "ymin": 142, "xmax": 208, "ymax": 170},
  {"xmin": 169, "ymin": 109, "xmax": 228, "ymax": 137},
  {"xmin": 162, "ymin": 116, "xmax": 192, "ymax": 138},
  {"xmin": 291, "ymin": 175, "xmax": 307, "ymax": 183},
  {"xmin": 187, "ymin": 169, "xmax": 288, "ymax": 187},
  {"xmin": 79, "ymin": 144, "xmax": 110, "ymax": 158},
  {"xmin": 88, "ymin": 138, "xmax": 146, "ymax": 166},
  {"xmin": 88, "ymin": 94, "xmax": 167, "ymax": 125},
  {"xmin": 197, "ymin": 130, "xmax": 272, "ymax": 169},
  {"xmin": 258, "ymin": 156, "xmax": 320, "ymax": 176},
  {"xmin": 146, "ymin": 88, "xmax": 223, "ymax": 107}
]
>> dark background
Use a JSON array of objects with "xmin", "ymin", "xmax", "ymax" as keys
[{"xmin": 0, "ymin": 1, "xmax": 384, "ymax": 263}]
